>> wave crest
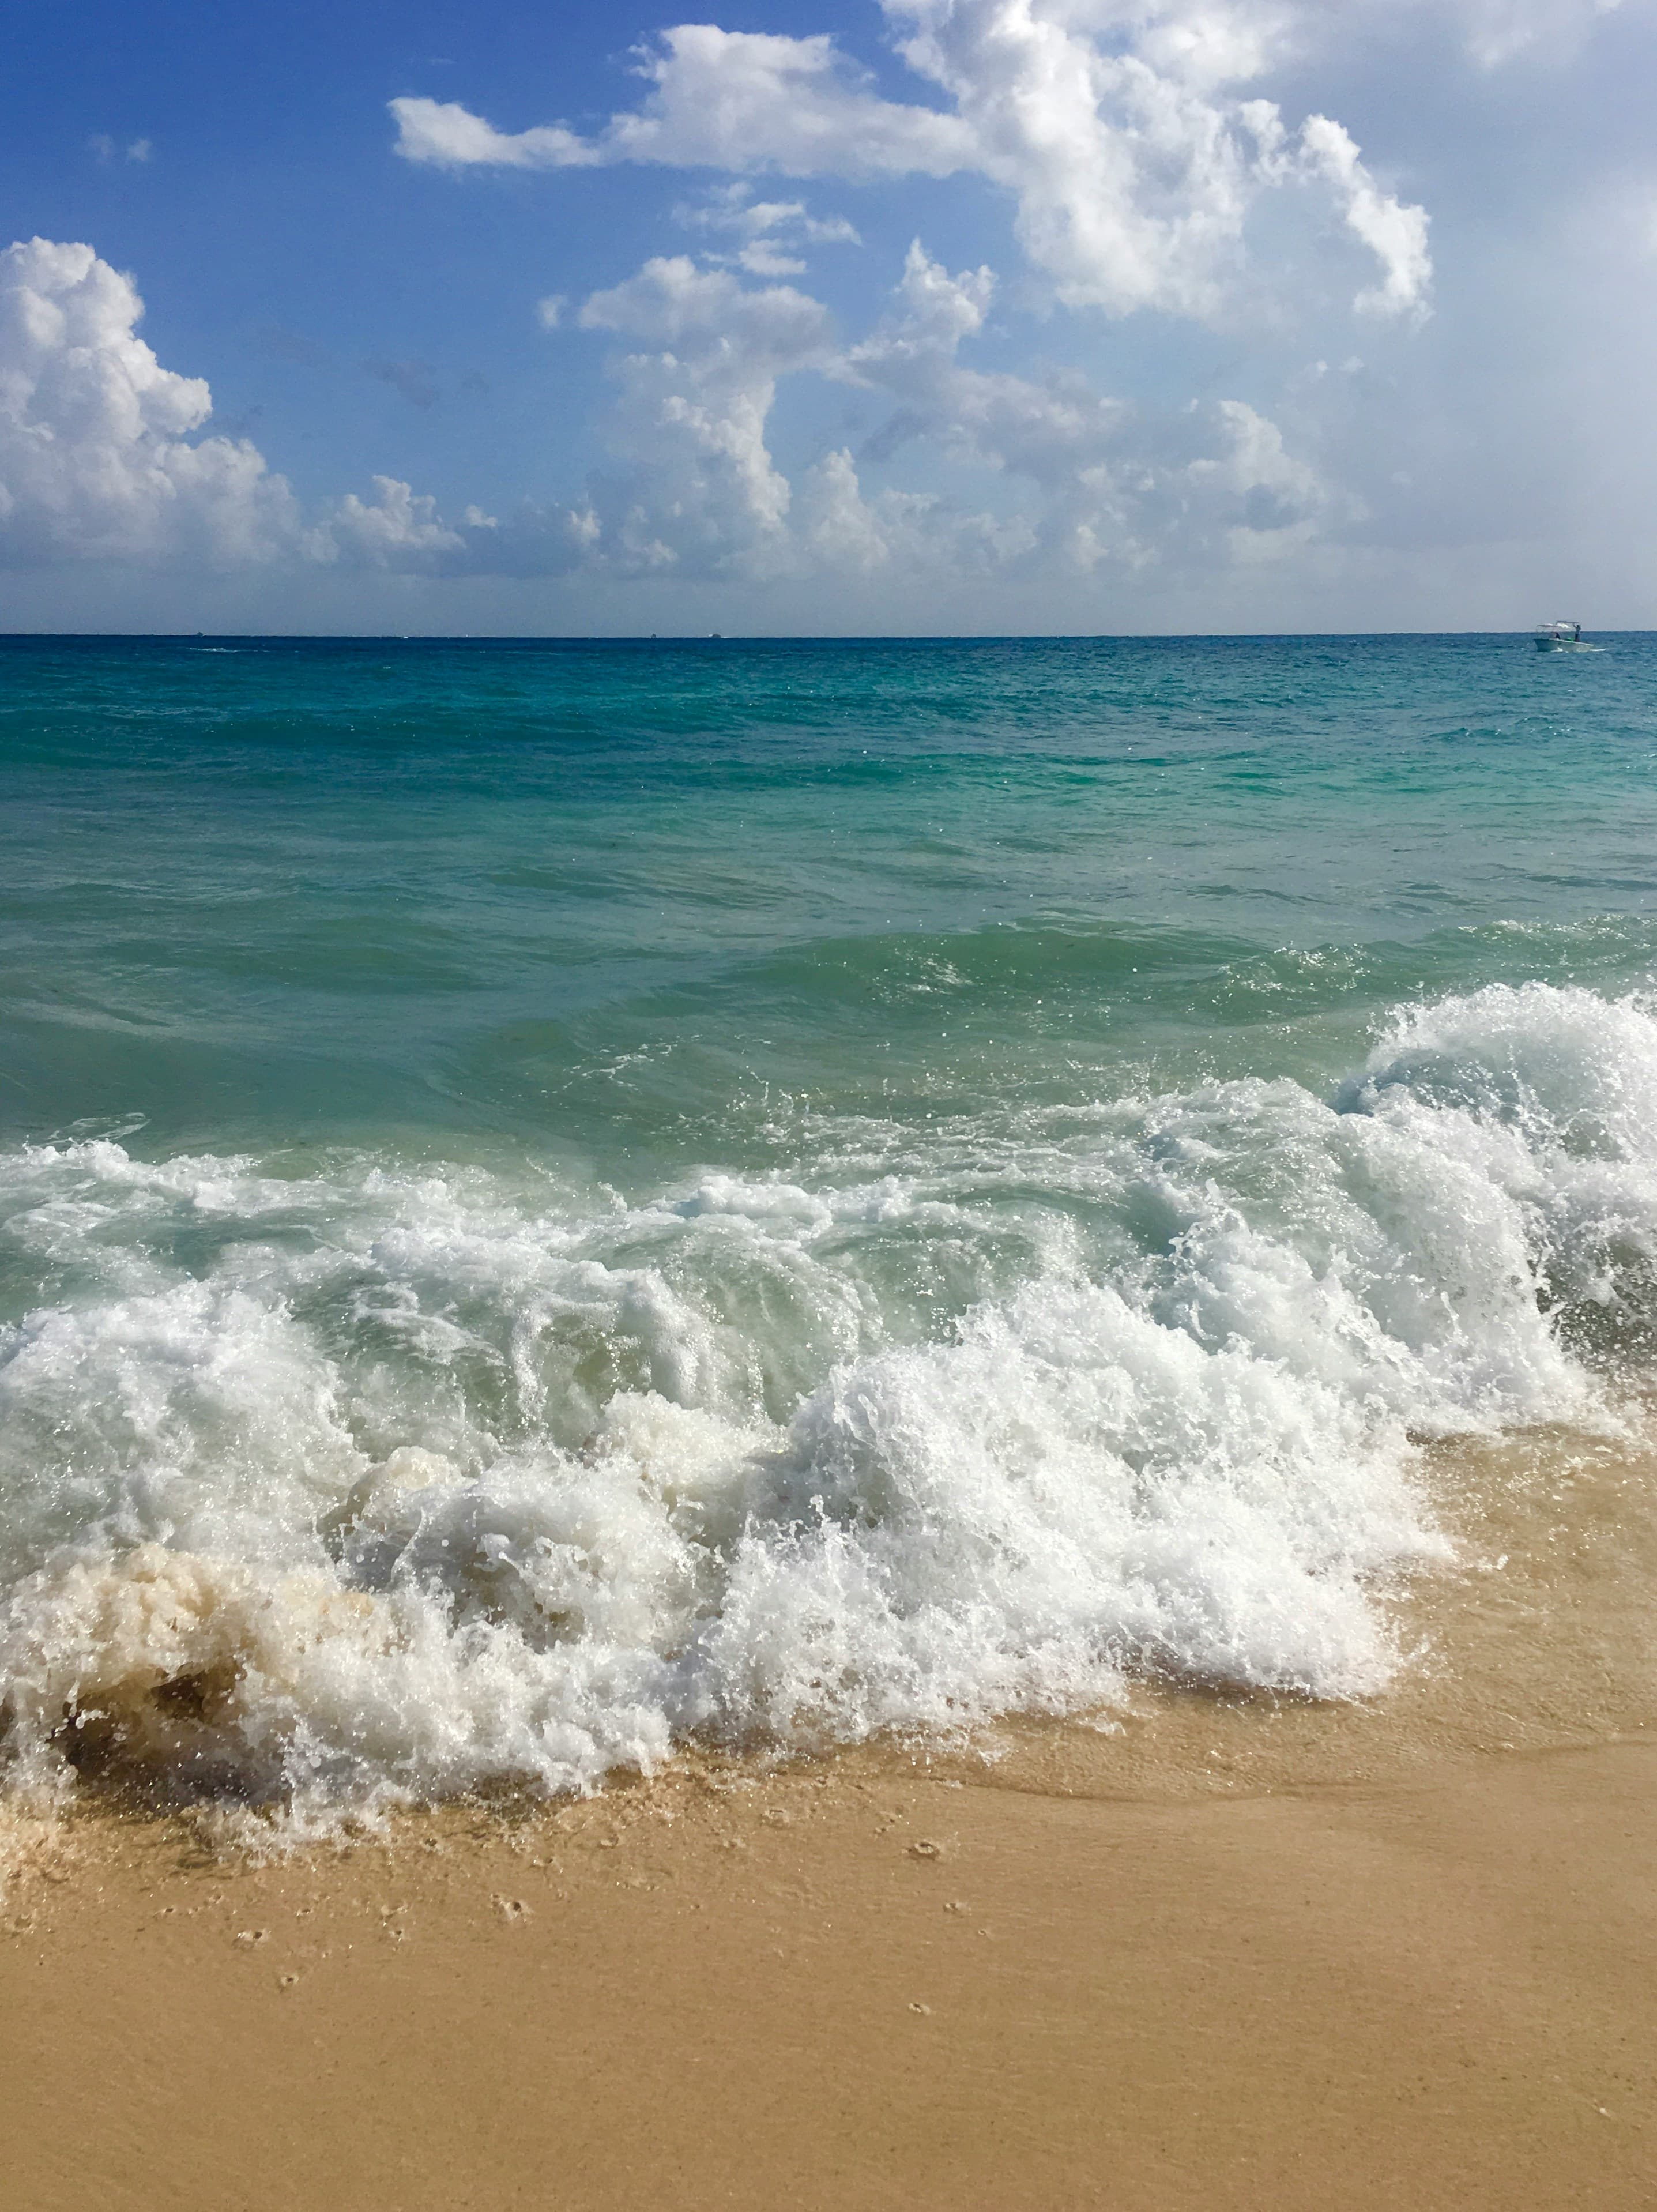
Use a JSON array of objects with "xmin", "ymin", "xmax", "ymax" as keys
[{"xmin": 3, "ymin": 982, "xmax": 1655, "ymax": 1814}]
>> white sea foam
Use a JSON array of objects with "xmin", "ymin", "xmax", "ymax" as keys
[{"xmin": 5, "ymin": 981, "xmax": 1657, "ymax": 1816}]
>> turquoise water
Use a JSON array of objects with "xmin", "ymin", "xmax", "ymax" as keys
[
  {"xmin": 7, "ymin": 632, "xmax": 1657, "ymax": 1165},
  {"xmin": 5, "ymin": 633, "xmax": 1657, "ymax": 1815}
]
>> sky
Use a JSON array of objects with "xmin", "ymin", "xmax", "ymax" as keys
[{"xmin": 1, "ymin": 0, "xmax": 1652, "ymax": 635}]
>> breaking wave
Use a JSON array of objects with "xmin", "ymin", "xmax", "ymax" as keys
[{"xmin": 5, "ymin": 981, "xmax": 1657, "ymax": 1817}]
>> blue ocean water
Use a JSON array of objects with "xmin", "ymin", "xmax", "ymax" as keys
[{"xmin": 4, "ymin": 632, "xmax": 1657, "ymax": 1815}]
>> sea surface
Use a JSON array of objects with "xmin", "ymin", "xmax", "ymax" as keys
[{"xmin": 4, "ymin": 631, "xmax": 1657, "ymax": 1820}]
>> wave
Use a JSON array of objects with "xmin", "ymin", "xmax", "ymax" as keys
[{"xmin": 4, "ymin": 980, "xmax": 1657, "ymax": 1819}]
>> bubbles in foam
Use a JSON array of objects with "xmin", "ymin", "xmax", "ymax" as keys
[{"xmin": 3, "ymin": 982, "xmax": 1657, "ymax": 1817}]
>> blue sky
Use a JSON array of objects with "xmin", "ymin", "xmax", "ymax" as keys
[{"xmin": 3, "ymin": 0, "xmax": 1654, "ymax": 633}]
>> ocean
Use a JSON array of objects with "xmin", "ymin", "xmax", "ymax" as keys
[{"xmin": 3, "ymin": 630, "xmax": 1657, "ymax": 1822}]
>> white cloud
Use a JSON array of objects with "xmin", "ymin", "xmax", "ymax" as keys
[
  {"xmin": 390, "ymin": 27, "xmax": 974, "ymax": 180},
  {"xmin": 675, "ymin": 185, "xmax": 861, "ymax": 278},
  {"xmin": 576, "ymin": 256, "xmax": 835, "ymax": 569},
  {"xmin": 544, "ymin": 238, "xmax": 1340, "ymax": 588},
  {"xmin": 0, "ymin": 239, "xmax": 526, "ymax": 579},
  {"xmin": 840, "ymin": 242, "xmax": 1125, "ymax": 488},
  {"xmin": 1298, "ymin": 116, "xmax": 1432, "ymax": 322},
  {"xmin": 1185, "ymin": 397, "xmax": 1334, "ymax": 560},
  {"xmin": 0, "ymin": 237, "xmax": 299, "ymax": 566},
  {"xmin": 391, "ymin": 3, "xmax": 1432, "ymax": 322},
  {"xmin": 0, "ymin": 231, "xmax": 1347, "ymax": 601},
  {"xmin": 532, "ymin": 246, "xmax": 1074, "ymax": 584},
  {"xmin": 822, "ymin": 241, "xmax": 1338, "ymax": 576},
  {"xmin": 888, "ymin": 0, "xmax": 1281, "ymax": 317},
  {"xmin": 310, "ymin": 476, "xmax": 465, "ymax": 566},
  {"xmin": 796, "ymin": 447, "xmax": 1042, "ymax": 577}
]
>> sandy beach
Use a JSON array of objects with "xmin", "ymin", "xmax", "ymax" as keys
[
  {"xmin": 7, "ymin": 634, "xmax": 1657, "ymax": 2211},
  {"xmin": 7, "ymin": 0, "xmax": 1657, "ymax": 2174},
  {"xmin": 7, "ymin": 1425, "xmax": 1656, "ymax": 2210},
  {"xmin": 3, "ymin": 1729, "xmax": 1654, "ymax": 2211}
]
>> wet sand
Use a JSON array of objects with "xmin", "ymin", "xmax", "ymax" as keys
[
  {"xmin": 6, "ymin": 1424, "xmax": 1656, "ymax": 2209},
  {"xmin": 3, "ymin": 1736, "xmax": 1654, "ymax": 2211}
]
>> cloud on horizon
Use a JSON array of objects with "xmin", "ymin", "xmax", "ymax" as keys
[
  {"xmin": 0, "ymin": 230, "xmax": 1349, "ymax": 596},
  {"xmin": 3, "ymin": 0, "xmax": 1651, "ymax": 630}
]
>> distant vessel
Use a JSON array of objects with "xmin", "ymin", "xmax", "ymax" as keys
[{"xmin": 1535, "ymin": 619, "xmax": 1590, "ymax": 651}]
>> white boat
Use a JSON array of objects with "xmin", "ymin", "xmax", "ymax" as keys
[{"xmin": 1535, "ymin": 619, "xmax": 1590, "ymax": 650}]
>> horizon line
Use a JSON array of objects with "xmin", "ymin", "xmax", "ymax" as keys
[{"xmin": 0, "ymin": 627, "xmax": 1644, "ymax": 645}]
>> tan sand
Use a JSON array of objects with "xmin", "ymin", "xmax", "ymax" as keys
[
  {"xmin": 3, "ymin": 1734, "xmax": 1654, "ymax": 2211},
  {"xmin": 6, "ymin": 1424, "xmax": 1656, "ymax": 2209}
]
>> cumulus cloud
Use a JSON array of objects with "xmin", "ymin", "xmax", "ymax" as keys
[
  {"xmin": 310, "ymin": 476, "xmax": 465, "ymax": 565},
  {"xmin": 391, "ymin": 2, "xmax": 1432, "ymax": 322},
  {"xmin": 1, "ymin": 229, "xmax": 1347, "ymax": 597},
  {"xmin": 1298, "ymin": 116, "xmax": 1432, "ymax": 321},
  {"xmin": 1184, "ymin": 398, "xmax": 1335, "ymax": 560},
  {"xmin": 516, "ymin": 236, "xmax": 1342, "ymax": 588},
  {"xmin": 390, "ymin": 28, "xmax": 974, "ymax": 180},
  {"xmin": 17, "ymin": 1, "xmax": 1655, "ymax": 629},
  {"xmin": 575, "ymin": 255, "xmax": 836, "ymax": 570},
  {"xmin": 0, "ymin": 237, "xmax": 299, "ymax": 565},
  {"xmin": 886, "ymin": 0, "xmax": 1293, "ymax": 318},
  {"xmin": 368, "ymin": 3, "xmax": 1458, "ymax": 597},
  {"xmin": 0, "ymin": 239, "xmax": 503, "ymax": 576},
  {"xmin": 839, "ymin": 242, "xmax": 1125, "ymax": 486},
  {"xmin": 795, "ymin": 446, "xmax": 1041, "ymax": 578},
  {"xmin": 815, "ymin": 241, "xmax": 1338, "ymax": 577}
]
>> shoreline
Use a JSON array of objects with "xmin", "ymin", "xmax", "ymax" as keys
[{"xmin": 5, "ymin": 1734, "xmax": 1655, "ymax": 2210}]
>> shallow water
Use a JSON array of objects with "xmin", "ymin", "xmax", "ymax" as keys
[{"xmin": 4, "ymin": 632, "xmax": 1657, "ymax": 1817}]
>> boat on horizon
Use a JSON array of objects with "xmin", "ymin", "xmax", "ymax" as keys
[{"xmin": 1535, "ymin": 619, "xmax": 1592, "ymax": 651}]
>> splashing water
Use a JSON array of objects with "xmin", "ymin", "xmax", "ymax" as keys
[
  {"xmin": 7, "ymin": 981, "xmax": 1657, "ymax": 1814},
  {"xmin": 6, "ymin": 634, "xmax": 1657, "ymax": 1818}
]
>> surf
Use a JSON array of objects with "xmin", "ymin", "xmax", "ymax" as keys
[{"xmin": 4, "ymin": 980, "xmax": 1656, "ymax": 1819}]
